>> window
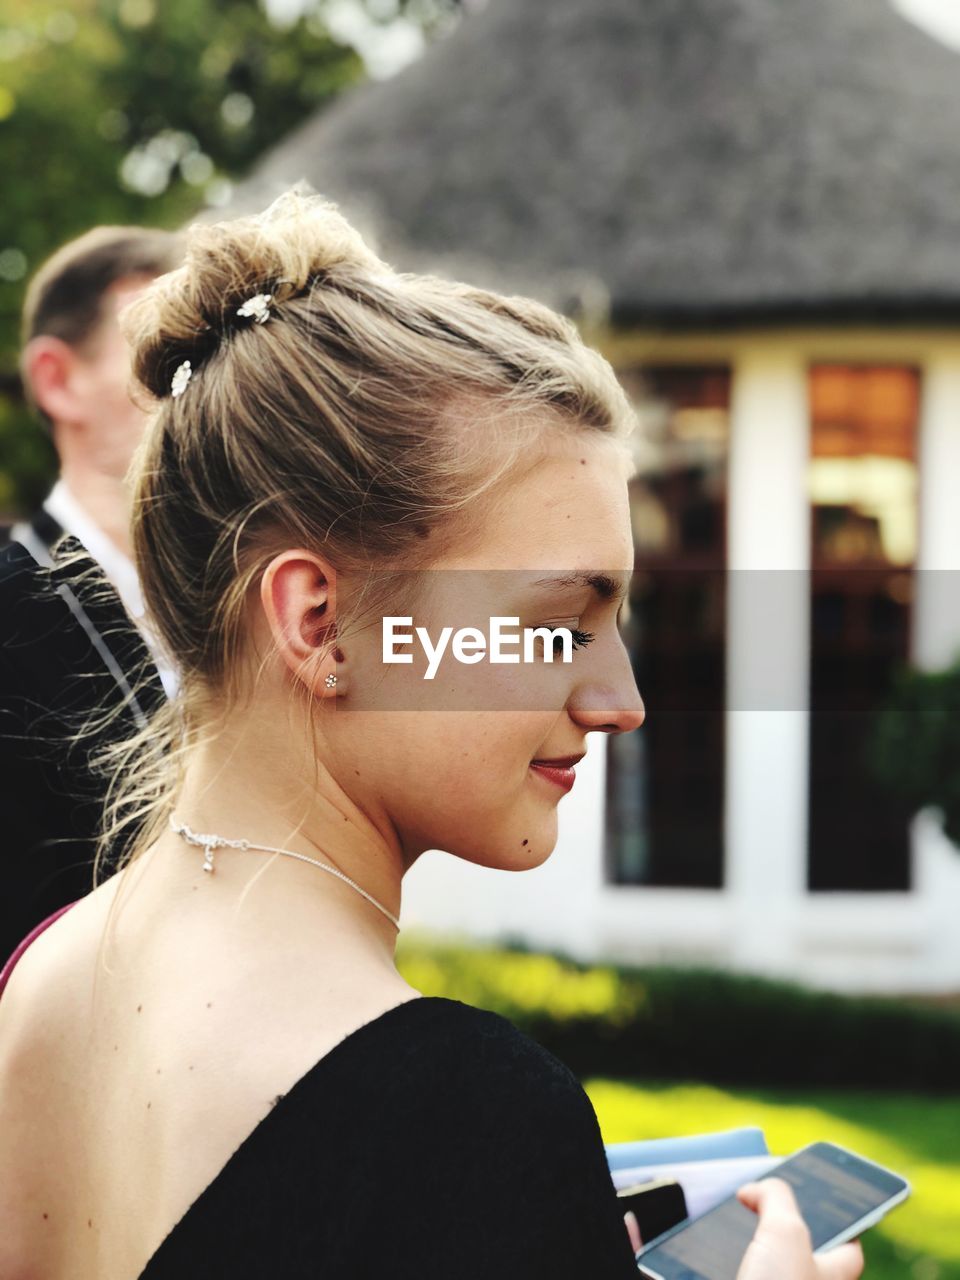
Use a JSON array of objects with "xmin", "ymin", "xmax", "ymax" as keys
[
  {"xmin": 606, "ymin": 366, "xmax": 729, "ymax": 887},
  {"xmin": 807, "ymin": 364, "xmax": 919, "ymax": 891}
]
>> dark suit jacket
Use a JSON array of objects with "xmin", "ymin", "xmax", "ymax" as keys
[{"xmin": 0, "ymin": 509, "xmax": 166, "ymax": 959}]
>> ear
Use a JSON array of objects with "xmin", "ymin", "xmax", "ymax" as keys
[
  {"xmin": 260, "ymin": 550, "xmax": 343, "ymax": 697},
  {"xmin": 21, "ymin": 336, "xmax": 84, "ymax": 427}
]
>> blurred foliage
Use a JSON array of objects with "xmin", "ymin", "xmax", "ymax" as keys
[
  {"xmin": 590, "ymin": 1079, "xmax": 960, "ymax": 1280},
  {"xmin": 870, "ymin": 656, "xmax": 960, "ymax": 850},
  {"xmin": 396, "ymin": 934, "xmax": 960, "ymax": 1090},
  {"xmin": 0, "ymin": 0, "xmax": 466, "ymax": 516}
]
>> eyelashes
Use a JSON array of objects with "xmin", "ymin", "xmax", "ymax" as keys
[{"xmin": 550, "ymin": 627, "xmax": 595, "ymax": 655}]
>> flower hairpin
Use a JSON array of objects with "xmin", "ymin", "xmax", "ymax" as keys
[
  {"xmin": 236, "ymin": 292, "xmax": 273, "ymax": 324},
  {"xmin": 170, "ymin": 359, "xmax": 193, "ymax": 397}
]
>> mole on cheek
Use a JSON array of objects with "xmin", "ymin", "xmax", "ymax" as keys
[{"xmin": 521, "ymin": 839, "xmax": 529, "ymax": 846}]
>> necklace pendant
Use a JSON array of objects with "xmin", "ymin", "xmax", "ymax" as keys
[{"xmin": 168, "ymin": 814, "xmax": 399, "ymax": 930}]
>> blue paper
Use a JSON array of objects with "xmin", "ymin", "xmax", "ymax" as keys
[{"xmin": 605, "ymin": 1127, "xmax": 769, "ymax": 1172}]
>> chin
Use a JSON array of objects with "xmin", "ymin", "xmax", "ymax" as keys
[
  {"xmin": 464, "ymin": 823, "xmax": 559, "ymax": 873},
  {"xmin": 431, "ymin": 799, "xmax": 560, "ymax": 872},
  {"xmin": 506, "ymin": 842, "xmax": 555, "ymax": 872}
]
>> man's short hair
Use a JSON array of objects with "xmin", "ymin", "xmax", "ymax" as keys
[{"xmin": 20, "ymin": 224, "xmax": 182, "ymax": 426}]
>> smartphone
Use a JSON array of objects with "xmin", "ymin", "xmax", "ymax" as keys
[
  {"xmin": 617, "ymin": 1178, "xmax": 688, "ymax": 1245},
  {"xmin": 635, "ymin": 1140, "xmax": 910, "ymax": 1280}
]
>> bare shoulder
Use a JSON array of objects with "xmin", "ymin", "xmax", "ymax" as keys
[
  {"xmin": 0, "ymin": 888, "xmax": 114, "ymax": 1279},
  {"xmin": 0, "ymin": 889, "xmax": 103, "ymax": 1056},
  {"xmin": 0, "ymin": 875, "xmax": 423, "ymax": 1279},
  {"xmin": 0, "ymin": 879, "xmax": 119, "ymax": 1044}
]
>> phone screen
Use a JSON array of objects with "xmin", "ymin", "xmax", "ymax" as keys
[{"xmin": 636, "ymin": 1142, "xmax": 908, "ymax": 1280}]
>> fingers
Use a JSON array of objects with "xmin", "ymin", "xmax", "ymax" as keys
[
  {"xmin": 815, "ymin": 1242, "xmax": 865, "ymax": 1280},
  {"xmin": 737, "ymin": 1181, "xmax": 864, "ymax": 1280},
  {"xmin": 737, "ymin": 1178, "xmax": 813, "ymax": 1254},
  {"xmin": 737, "ymin": 1177, "xmax": 802, "ymax": 1220},
  {"xmin": 737, "ymin": 1181, "xmax": 761, "ymax": 1211},
  {"xmin": 624, "ymin": 1210, "xmax": 642, "ymax": 1253}
]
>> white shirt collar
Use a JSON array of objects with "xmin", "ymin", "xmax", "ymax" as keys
[{"xmin": 43, "ymin": 479, "xmax": 179, "ymax": 698}]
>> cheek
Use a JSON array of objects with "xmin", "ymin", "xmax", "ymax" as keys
[
  {"xmin": 356, "ymin": 712, "xmax": 530, "ymax": 797},
  {"xmin": 82, "ymin": 368, "xmax": 147, "ymax": 448},
  {"xmin": 90, "ymin": 351, "xmax": 142, "ymax": 415},
  {"xmin": 341, "ymin": 711, "xmax": 563, "ymax": 868}
]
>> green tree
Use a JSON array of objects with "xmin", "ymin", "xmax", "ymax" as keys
[
  {"xmin": 870, "ymin": 657, "xmax": 960, "ymax": 851},
  {"xmin": 0, "ymin": 0, "xmax": 366, "ymax": 514}
]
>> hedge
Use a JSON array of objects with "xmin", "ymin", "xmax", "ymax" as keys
[{"xmin": 395, "ymin": 934, "xmax": 960, "ymax": 1091}]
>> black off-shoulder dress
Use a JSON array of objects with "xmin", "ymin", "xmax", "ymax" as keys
[{"xmin": 137, "ymin": 995, "xmax": 641, "ymax": 1278}]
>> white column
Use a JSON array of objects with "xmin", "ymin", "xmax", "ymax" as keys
[
  {"xmin": 910, "ymin": 350, "xmax": 960, "ymax": 983},
  {"xmin": 725, "ymin": 347, "xmax": 810, "ymax": 974},
  {"xmin": 914, "ymin": 349, "xmax": 960, "ymax": 665}
]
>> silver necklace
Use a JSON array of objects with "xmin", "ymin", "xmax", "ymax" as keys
[{"xmin": 169, "ymin": 816, "xmax": 401, "ymax": 930}]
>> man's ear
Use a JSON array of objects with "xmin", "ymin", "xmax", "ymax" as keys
[
  {"xmin": 260, "ymin": 550, "xmax": 343, "ymax": 697},
  {"xmin": 21, "ymin": 336, "xmax": 83, "ymax": 426}
]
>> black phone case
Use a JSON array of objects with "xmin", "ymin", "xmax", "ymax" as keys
[{"xmin": 617, "ymin": 1179, "xmax": 689, "ymax": 1246}]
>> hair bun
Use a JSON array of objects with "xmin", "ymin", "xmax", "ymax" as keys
[{"xmin": 122, "ymin": 185, "xmax": 392, "ymax": 400}]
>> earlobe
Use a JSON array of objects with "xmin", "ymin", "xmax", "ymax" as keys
[{"xmin": 260, "ymin": 551, "xmax": 344, "ymax": 697}]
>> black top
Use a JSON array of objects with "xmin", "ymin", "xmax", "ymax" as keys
[
  {"xmin": 138, "ymin": 995, "xmax": 640, "ymax": 1279},
  {"xmin": 0, "ymin": 519, "xmax": 166, "ymax": 958}
]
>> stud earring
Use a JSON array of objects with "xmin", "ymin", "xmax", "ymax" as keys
[{"xmin": 325, "ymin": 673, "xmax": 337, "ymax": 689}]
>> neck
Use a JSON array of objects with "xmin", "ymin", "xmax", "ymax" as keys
[
  {"xmin": 161, "ymin": 720, "xmax": 406, "ymax": 968},
  {"xmin": 56, "ymin": 460, "xmax": 133, "ymax": 558}
]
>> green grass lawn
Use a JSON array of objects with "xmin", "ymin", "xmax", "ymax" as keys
[{"xmin": 586, "ymin": 1078, "xmax": 960, "ymax": 1280}]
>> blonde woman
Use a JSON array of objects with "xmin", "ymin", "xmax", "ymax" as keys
[{"xmin": 0, "ymin": 192, "xmax": 864, "ymax": 1280}]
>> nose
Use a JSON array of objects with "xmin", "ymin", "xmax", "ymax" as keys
[{"xmin": 568, "ymin": 644, "xmax": 645, "ymax": 736}]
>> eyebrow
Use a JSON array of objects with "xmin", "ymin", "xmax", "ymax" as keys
[{"xmin": 530, "ymin": 571, "xmax": 630, "ymax": 603}]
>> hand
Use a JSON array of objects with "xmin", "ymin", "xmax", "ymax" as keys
[
  {"xmin": 735, "ymin": 1179, "xmax": 865, "ymax": 1280},
  {"xmin": 624, "ymin": 1210, "xmax": 642, "ymax": 1254}
]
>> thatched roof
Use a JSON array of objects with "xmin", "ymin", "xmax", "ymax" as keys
[{"xmin": 233, "ymin": 0, "xmax": 960, "ymax": 326}]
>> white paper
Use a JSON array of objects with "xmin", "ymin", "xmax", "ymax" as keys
[{"xmin": 614, "ymin": 1154, "xmax": 781, "ymax": 1221}]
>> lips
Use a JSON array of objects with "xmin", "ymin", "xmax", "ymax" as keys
[{"xmin": 529, "ymin": 753, "xmax": 584, "ymax": 793}]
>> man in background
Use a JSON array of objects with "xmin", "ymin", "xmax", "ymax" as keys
[{"xmin": 0, "ymin": 226, "xmax": 181, "ymax": 960}]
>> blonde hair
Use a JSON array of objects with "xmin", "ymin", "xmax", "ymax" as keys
[{"xmin": 97, "ymin": 187, "xmax": 636, "ymax": 879}]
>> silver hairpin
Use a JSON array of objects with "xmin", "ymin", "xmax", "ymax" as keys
[
  {"xmin": 237, "ymin": 292, "xmax": 273, "ymax": 324},
  {"xmin": 171, "ymin": 359, "xmax": 193, "ymax": 397}
]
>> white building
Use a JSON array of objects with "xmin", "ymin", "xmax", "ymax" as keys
[{"xmin": 236, "ymin": 0, "xmax": 960, "ymax": 992}]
